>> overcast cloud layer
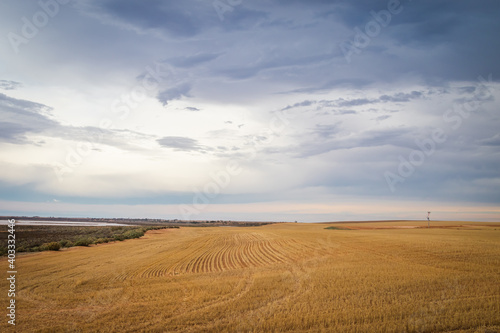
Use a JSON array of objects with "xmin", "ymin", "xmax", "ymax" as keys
[{"xmin": 0, "ymin": 0, "xmax": 499, "ymax": 221}]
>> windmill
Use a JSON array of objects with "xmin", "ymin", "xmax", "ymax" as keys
[{"xmin": 427, "ymin": 211, "xmax": 431, "ymax": 228}]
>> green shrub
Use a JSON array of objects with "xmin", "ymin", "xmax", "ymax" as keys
[
  {"xmin": 59, "ymin": 239, "xmax": 71, "ymax": 247},
  {"xmin": 74, "ymin": 238, "xmax": 93, "ymax": 247},
  {"xmin": 95, "ymin": 238, "xmax": 109, "ymax": 244},
  {"xmin": 40, "ymin": 242, "xmax": 61, "ymax": 251},
  {"xmin": 46, "ymin": 242, "xmax": 61, "ymax": 251},
  {"xmin": 123, "ymin": 229, "xmax": 144, "ymax": 239},
  {"xmin": 324, "ymin": 226, "xmax": 350, "ymax": 230},
  {"xmin": 113, "ymin": 234, "xmax": 125, "ymax": 241}
]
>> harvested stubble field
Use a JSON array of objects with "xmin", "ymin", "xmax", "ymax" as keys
[{"xmin": 1, "ymin": 221, "xmax": 499, "ymax": 332}]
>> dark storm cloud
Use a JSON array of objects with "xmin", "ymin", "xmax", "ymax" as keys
[
  {"xmin": 99, "ymin": 0, "xmax": 204, "ymax": 37},
  {"xmin": 71, "ymin": 0, "xmax": 500, "ymax": 93},
  {"xmin": 401, "ymin": 3, "xmax": 499, "ymax": 81},
  {"xmin": 384, "ymin": 0, "xmax": 500, "ymax": 44},
  {"xmin": 219, "ymin": 53, "xmax": 334, "ymax": 80},
  {"xmin": 216, "ymin": 5, "xmax": 268, "ymax": 30},
  {"xmin": 331, "ymin": 0, "xmax": 500, "ymax": 86},
  {"xmin": 82, "ymin": 0, "xmax": 268, "ymax": 38},
  {"xmin": 335, "ymin": 0, "xmax": 499, "ymax": 43}
]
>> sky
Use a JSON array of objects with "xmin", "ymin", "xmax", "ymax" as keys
[{"xmin": 0, "ymin": 0, "xmax": 499, "ymax": 222}]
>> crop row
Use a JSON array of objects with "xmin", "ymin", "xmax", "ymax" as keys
[{"xmin": 137, "ymin": 232, "xmax": 321, "ymax": 278}]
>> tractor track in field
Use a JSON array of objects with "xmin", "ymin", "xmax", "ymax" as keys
[
  {"xmin": 151, "ymin": 272, "xmax": 256, "ymax": 331},
  {"xmin": 187, "ymin": 263, "xmax": 311, "ymax": 333},
  {"xmin": 130, "ymin": 231, "xmax": 323, "ymax": 278},
  {"xmin": 106, "ymin": 228, "xmax": 334, "ymax": 283}
]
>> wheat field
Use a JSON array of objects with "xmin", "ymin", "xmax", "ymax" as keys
[{"xmin": 1, "ymin": 221, "xmax": 499, "ymax": 332}]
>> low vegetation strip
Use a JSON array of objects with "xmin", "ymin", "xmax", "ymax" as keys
[
  {"xmin": 324, "ymin": 226, "xmax": 351, "ymax": 230},
  {"xmin": 0, "ymin": 225, "xmax": 178, "ymax": 255}
]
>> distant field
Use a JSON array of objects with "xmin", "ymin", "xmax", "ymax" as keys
[{"xmin": 1, "ymin": 221, "xmax": 499, "ymax": 332}]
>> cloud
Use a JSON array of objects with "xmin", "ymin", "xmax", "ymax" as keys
[
  {"xmin": 292, "ymin": 127, "xmax": 415, "ymax": 158},
  {"xmin": 335, "ymin": 110, "xmax": 357, "ymax": 115},
  {"xmin": 379, "ymin": 91, "xmax": 423, "ymax": 103},
  {"xmin": 80, "ymin": 0, "xmax": 268, "ymax": 39},
  {"xmin": 334, "ymin": 91, "xmax": 424, "ymax": 108},
  {"xmin": 336, "ymin": 98, "xmax": 376, "ymax": 108},
  {"xmin": 0, "ymin": 93, "xmax": 53, "ymax": 115},
  {"xmin": 332, "ymin": 1, "xmax": 500, "ymax": 85},
  {"xmin": 157, "ymin": 136, "xmax": 210, "ymax": 153},
  {"xmin": 478, "ymin": 134, "xmax": 500, "ymax": 147},
  {"xmin": 282, "ymin": 79, "xmax": 374, "ymax": 95},
  {"xmin": 185, "ymin": 107, "xmax": 200, "ymax": 112},
  {"xmin": 157, "ymin": 83, "xmax": 191, "ymax": 106},
  {"xmin": 0, "ymin": 93, "xmax": 154, "ymax": 151},
  {"xmin": 282, "ymin": 100, "xmax": 316, "ymax": 111},
  {"xmin": 169, "ymin": 53, "xmax": 222, "ymax": 69},
  {"xmin": 0, "ymin": 122, "xmax": 36, "ymax": 144},
  {"xmin": 218, "ymin": 52, "xmax": 334, "ymax": 80},
  {"xmin": 0, "ymin": 80, "xmax": 22, "ymax": 90},
  {"xmin": 0, "ymin": 93, "xmax": 58, "ymax": 144},
  {"xmin": 457, "ymin": 86, "xmax": 476, "ymax": 95},
  {"xmin": 90, "ymin": 0, "xmax": 207, "ymax": 37},
  {"xmin": 311, "ymin": 124, "xmax": 342, "ymax": 140},
  {"xmin": 374, "ymin": 115, "xmax": 391, "ymax": 122}
]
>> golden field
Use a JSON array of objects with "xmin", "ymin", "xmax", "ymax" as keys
[{"xmin": 1, "ymin": 221, "xmax": 499, "ymax": 332}]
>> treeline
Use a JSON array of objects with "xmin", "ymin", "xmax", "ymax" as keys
[{"xmin": 0, "ymin": 225, "xmax": 178, "ymax": 256}]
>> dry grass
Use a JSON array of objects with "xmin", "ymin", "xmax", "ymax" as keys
[{"xmin": 1, "ymin": 221, "xmax": 499, "ymax": 332}]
